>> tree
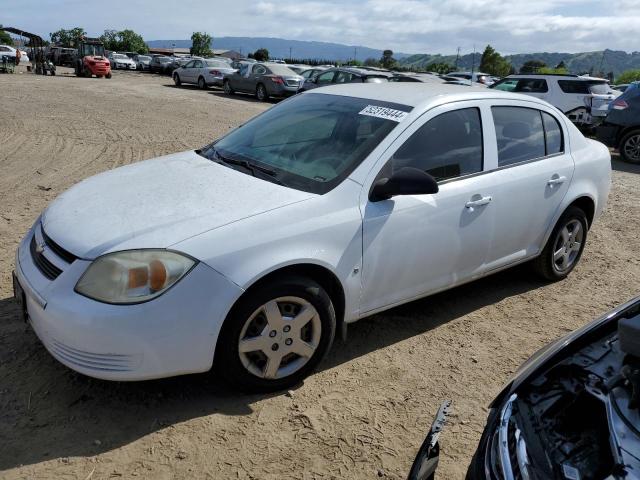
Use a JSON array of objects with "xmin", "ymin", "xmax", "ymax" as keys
[
  {"xmin": 380, "ymin": 49, "xmax": 396, "ymax": 69},
  {"xmin": 101, "ymin": 29, "xmax": 148, "ymax": 53},
  {"xmin": 519, "ymin": 59, "xmax": 547, "ymax": 74},
  {"xmin": 478, "ymin": 45, "xmax": 511, "ymax": 77},
  {"xmin": 363, "ymin": 57, "xmax": 380, "ymax": 67},
  {"xmin": 426, "ymin": 62, "xmax": 454, "ymax": 74},
  {"xmin": 556, "ymin": 60, "xmax": 567, "ymax": 70},
  {"xmin": 0, "ymin": 25, "xmax": 13, "ymax": 45},
  {"xmin": 190, "ymin": 32, "xmax": 212, "ymax": 57},
  {"xmin": 616, "ymin": 70, "xmax": 640, "ymax": 84},
  {"xmin": 50, "ymin": 27, "xmax": 86, "ymax": 47},
  {"xmin": 253, "ymin": 48, "xmax": 269, "ymax": 62}
]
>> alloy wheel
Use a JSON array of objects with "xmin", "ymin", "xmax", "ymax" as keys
[
  {"xmin": 623, "ymin": 134, "xmax": 640, "ymax": 163},
  {"xmin": 257, "ymin": 85, "xmax": 267, "ymax": 101},
  {"xmin": 552, "ymin": 219, "xmax": 584, "ymax": 273},
  {"xmin": 238, "ymin": 296, "xmax": 321, "ymax": 380}
]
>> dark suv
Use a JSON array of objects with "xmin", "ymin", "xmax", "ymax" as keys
[
  {"xmin": 300, "ymin": 67, "xmax": 391, "ymax": 92},
  {"xmin": 597, "ymin": 82, "xmax": 640, "ymax": 163}
]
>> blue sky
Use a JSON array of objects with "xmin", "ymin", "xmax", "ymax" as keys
[{"xmin": 2, "ymin": 0, "xmax": 637, "ymax": 55}]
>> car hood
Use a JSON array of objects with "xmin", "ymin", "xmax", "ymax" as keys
[{"xmin": 41, "ymin": 151, "xmax": 314, "ymax": 259}]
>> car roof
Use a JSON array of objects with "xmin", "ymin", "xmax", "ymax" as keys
[{"xmin": 305, "ymin": 82, "xmax": 549, "ymax": 110}]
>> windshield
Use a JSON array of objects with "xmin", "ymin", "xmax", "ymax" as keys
[
  {"xmin": 199, "ymin": 93, "xmax": 411, "ymax": 194},
  {"xmin": 138, "ymin": 55, "xmax": 150, "ymax": 61},
  {"xmin": 268, "ymin": 64, "xmax": 298, "ymax": 76},
  {"xmin": 206, "ymin": 60, "xmax": 227, "ymax": 68},
  {"xmin": 82, "ymin": 44, "xmax": 105, "ymax": 57},
  {"xmin": 158, "ymin": 57, "xmax": 171, "ymax": 63},
  {"xmin": 587, "ymin": 81, "xmax": 611, "ymax": 95},
  {"xmin": 113, "ymin": 54, "xmax": 127, "ymax": 59}
]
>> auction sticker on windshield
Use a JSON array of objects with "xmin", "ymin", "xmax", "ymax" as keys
[{"xmin": 359, "ymin": 105, "xmax": 408, "ymax": 122}]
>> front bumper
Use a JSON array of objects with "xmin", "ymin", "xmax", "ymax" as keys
[{"xmin": 14, "ymin": 224, "xmax": 243, "ymax": 381}]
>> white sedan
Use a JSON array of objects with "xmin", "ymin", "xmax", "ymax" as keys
[
  {"xmin": 109, "ymin": 53, "xmax": 136, "ymax": 70},
  {"xmin": 0, "ymin": 45, "xmax": 29, "ymax": 63},
  {"xmin": 173, "ymin": 58, "xmax": 237, "ymax": 88},
  {"xmin": 14, "ymin": 84, "xmax": 611, "ymax": 391}
]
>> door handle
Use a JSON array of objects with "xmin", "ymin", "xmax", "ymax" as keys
[
  {"xmin": 547, "ymin": 176, "xmax": 567, "ymax": 186},
  {"xmin": 465, "ymin": 196, "xmax": 492, "ymax": 210}
]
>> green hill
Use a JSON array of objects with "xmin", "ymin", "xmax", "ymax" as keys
[{"xmin": 400, "ymin": 49, "xmax": 640, "ymax": 78}]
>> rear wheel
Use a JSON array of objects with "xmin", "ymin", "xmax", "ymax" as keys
[
  {"xmin": 173, "ymin": 74, "xmax": 181, "ymax": 86},
  {"xmin": 105, "ymin": 72, "xmax": 112, "ymax": 79},
  {"xmin": 198, "ymin": 76, "xmax": 207, "ymax": 89},
  {"xmin": 223, "ymin": 79, "xmax": 234, "ymax": 94},
  {"xmin": 256, "ymin": 83, "xmax": 268, "ymax": 101},
  {"xmin": 532, "ymin": 206, "xmax": 588, "ymax": 281},
  {"xmin": 215, "ymin": 276, "xmax": 336, "ymax": 392},
  {"xmin": 620, "ymin": 130, "xmax": 640, "ymax": 164}
]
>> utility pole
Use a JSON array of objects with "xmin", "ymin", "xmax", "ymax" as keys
[
  {"xmin": 289, "ymin": 46, "xmax": 292, "ymax": 61},
  {"xmin": 470, "ymin": 44, "xmax": 476, "ymax": 86},
  {"xmin": 455, "ymin": 46, "xmax": 460, "ymax": 70},
  {"xmin": 354, "ymin": 47, "xmax": 357, "ymax": 64}
]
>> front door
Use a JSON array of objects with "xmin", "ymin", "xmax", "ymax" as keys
[{"xmin": 360, "ymin": 103, "xmax": 496, "ymax": 314}]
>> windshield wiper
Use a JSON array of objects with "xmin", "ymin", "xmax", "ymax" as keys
[{"xmin": 213, "ymin": 149, "xmax": 285, "ymax": 186}]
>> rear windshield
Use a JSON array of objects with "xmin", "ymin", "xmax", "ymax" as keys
[
  {"xmin": 268, "ymin": 65, "xmax": 299, "ymax": 76},
  {"xmin": 206, "ymin": 60, "xmax": 228, "ymax": 68},
  {"xmin": 587, "ymin": 81, "xmax": 611, "ymax": 95},
  {"xmin": 199, "ymin": 93, "xmax": 412, "ymax": 194}
]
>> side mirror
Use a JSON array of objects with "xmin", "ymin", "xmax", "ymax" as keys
[{"xmin": 369, "ymin": 167, "xmax": 439, "ymax": 202}]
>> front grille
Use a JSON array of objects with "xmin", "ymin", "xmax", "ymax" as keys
[
  {"xmin": 30, "ymin": 235, "xmax": 62, "ymax": 280},
  {"xmin": 41, "ymin": 228, "xmax": 78, "ymax": 263}
]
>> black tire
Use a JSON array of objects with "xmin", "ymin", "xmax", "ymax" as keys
[
  {"xmin": 215, "ymin": 276, "xmax": 336, "ymax": 392},
  {"xmin": 198, "ymin": 76, "xmax": 207, "ymax": 89},
  {"xmin": 105, "ymin": 72, "xmax": 112, "ymax": 79},
  {"xmin": 223, "ymin": 79, "xmax": 234, "ymax": 95},
  {"xmin": 173, "ymin": 74, "xmax": 181, "ymax": 86},
  {"xmin": 619, "ymin": 129, "xmax": 640, "ymax": 164},
  {"xmin": 532, "ymin": 206, "xmax": 588, "ymax": 281},
  {"xmin": 256, "ymin": 83, "xmax": 269, "ymax": 101}
]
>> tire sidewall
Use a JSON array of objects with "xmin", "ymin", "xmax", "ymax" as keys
[
  {"xmin": 620, "ymin": 130, "xmax": 640, "ymax": 164},
  {"xmin": 256, "ymin": 84, "xmax": 267, "ymax": 101},
  {"xmin": 223, "ymin": 80, "xmax": 232, "ymax": 94},
  {"xmin": 198, "ymin": 77, "xmax": 206, "ymax": 89},
  {"xmin": 173, "ymin": 74, "xmax": 181, "ymax": 86},
  {"xmin": 546, "ymin": 207, "xmax": 588, "ymax": 279},
  {"xmin": 215, "ymin": 277, "xmax": 336, "ymax": 392}
]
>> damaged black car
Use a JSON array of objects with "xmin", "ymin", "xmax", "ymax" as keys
[{"xmin": 466, "ymin": 296, "xmax": 640, "ymax": 480}]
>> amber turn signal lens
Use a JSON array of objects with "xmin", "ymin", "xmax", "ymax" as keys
[
  {"xmin": 128, "ymin": 267, "xmax": 148, "ymax": 289},
  {"xmin": 149, "ymin": 260, "xmax": 168, "ymax": 292}
]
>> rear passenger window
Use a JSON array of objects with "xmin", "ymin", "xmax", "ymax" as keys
[
  {"xmin": 516, "ymin": 79, "xmax": 548, "ymax": 93},
  {"xmin": 542, "ymin": 113, "xmax": 563, "ymax": 154},
  {"xmin": 558, "ymin": 80, "xmax": 590, "ymax": 94},
  {"xmin": 392, "ymin": 108, "xmax": 483, "ymax": 182},
  {"xmin": 492, "ymin": 107, "xmax": 546, "ymax": 166}
]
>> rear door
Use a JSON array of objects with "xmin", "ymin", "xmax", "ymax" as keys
[{"xmin": 482, "ymin": 102, "xmax": 574, "ymax": 271}]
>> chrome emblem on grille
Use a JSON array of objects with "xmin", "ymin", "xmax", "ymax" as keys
[{"xmin": 35, "ymin": 242, "xmax": 45, "ymax": 254}]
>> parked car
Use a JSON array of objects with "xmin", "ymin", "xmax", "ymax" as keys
[
  {"xmin": 286, "ymin": 64, "xmax": 311, "ymax": 74},
  {"xmin": 13, "ymin": 83, "xmax": 610, "ymax": 392},
  {"xmin": 390, "ymin": 72, "xmax": 448, "ymax": 83},
  {"xmin": 148, "ymin": 55, "xmax": 173, "ymax": 74},
  {"xmin": 300, "ymin": 67, "xmax": 391, "ymax": 91},
  {"xmin": 597, "ymin": 82, "xmax": 640, "ymax": 163},
  {"xmin": 491, "ymin": 74, "xmax": 620, "ymax": 127},
  {"xmin": 109, "ymin": 53, "xmax": 136, "ymax": 70},
  {"xmin": 612, "ymin": 83, "xmax": 631, "ymax": 92},
  {"xmin": 223, "ymin": 62, "xmax": 303, "ymax": 100},
  {"xmin": 447, "ymin": 71, "xmax": 494, "ymax": 85},
  {"xmin": 132, "ymin": 54, "xmax": 151, "ymax": 71},
  {"xmin": 173, "ymin": 58, "xmax": 237, "ymax": 88},
  {"xmin": 467, "ymin": 296, "xmax": 640, "ymax": 479},
  {"xmin": 298, "ymin": 66, "xmax": 328, "ymax": 80},
  {"xmin": 0, "ymin": 44, "xmax": 29, "ymax": 63}
]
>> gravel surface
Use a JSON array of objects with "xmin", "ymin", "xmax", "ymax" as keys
[{"xmin": 1, "ymin": 67, "xmax": 639, "ymax": 479}]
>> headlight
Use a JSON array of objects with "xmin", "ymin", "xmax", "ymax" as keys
[{"xmin": 75, "ymin": 250, "xmax": 196, "ymax": 304}]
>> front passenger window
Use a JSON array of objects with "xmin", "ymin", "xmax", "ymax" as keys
[{"xmin": 391, "ymin": 108, "xmax": 483, "ymax": 181}]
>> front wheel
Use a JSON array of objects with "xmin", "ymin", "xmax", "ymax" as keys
[
  {"xmin": 215, "ymin": 276, "xmax": 336, "ymax": 392},
  {"xmin": 532, "ymin": 206, "xmax": 588, "ymax": 281},
  {"xmin": 173, "ymin": 74, "xmax": 181, "ymax": 86},
  {"xmin": 256, "ymin": 83, "xmax": 269, "ymax": 101},
  {"xmin": 620, "ymin": 130, "xmax": 640, "ymax": 164},
  {"xmin": 105, "ymin": 72, "xmax": 112, "ymax": 79},
  {"xmin": 223, "ymin": 80, "xmax": 234, "ymax": 95}
]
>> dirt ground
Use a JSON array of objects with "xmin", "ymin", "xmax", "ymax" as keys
[{"xmin": 1, "ymin": 67, "xmax": 639, "ymax": 480}]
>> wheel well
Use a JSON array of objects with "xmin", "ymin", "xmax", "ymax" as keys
[
  {"xmin": 240, "ymin": 264, "xmax": 346, "ymax": 327},
  {"xmin": 617, "ymin": 126, "xmax": 640, "ymax": 148},
  {"xmin": 569, "ymin": 196, "xmax": 595, "ymax": 228}
]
